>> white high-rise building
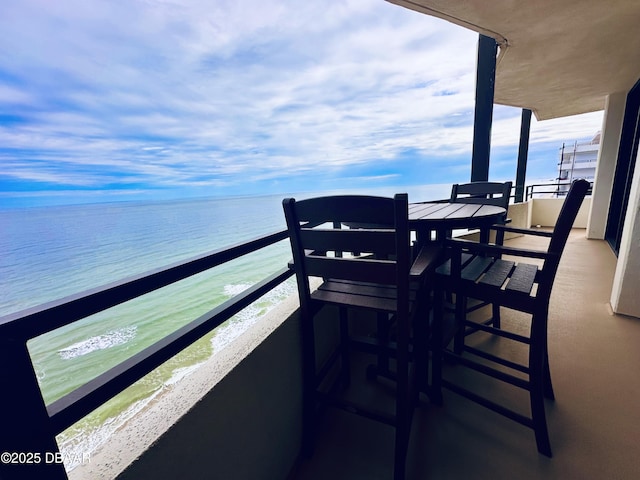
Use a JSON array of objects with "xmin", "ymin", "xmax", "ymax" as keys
[{"xmin": 556, "ymin": 131, "xmax": 600, "ymax": 194}]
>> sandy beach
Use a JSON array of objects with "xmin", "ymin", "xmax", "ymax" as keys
[{"xmin": 68, "ymin": 293, "xmax": 300, "ymax": 479}]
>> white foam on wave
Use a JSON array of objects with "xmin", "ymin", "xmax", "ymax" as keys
[
  {"xmin": 58, "ymin": 326, "xmax": 137, "ymax": 360},
  {"xmin": 59, "ymin": 386, "xmax": 163, "ymax": 471},
  {"xmin": 212, "ymin": 280, "xmax": 295, "ymax": 353},
  {"xmin": 223, "ymin": 283, "xmax": 253, "ymax": 297},
  {"xmin": 164, "ymin": 362, "xmax": 205, "ymax": 386}
]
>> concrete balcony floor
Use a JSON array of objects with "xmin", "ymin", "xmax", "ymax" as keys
[{"xmin": 289, "ymin": 229, "xmax": 640, "ymax": 480}]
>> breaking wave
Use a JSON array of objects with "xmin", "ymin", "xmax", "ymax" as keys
[
  {"xmin": 211, "ymin": 280, "xmax": 295, "ymax": 352},
  {"xmin": 58, "ymin": 326, "xmax": 137, "ymax": 360}
]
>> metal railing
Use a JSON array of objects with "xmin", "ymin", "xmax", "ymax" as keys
[
  {"xmin": 0, "ymin": 228, "xmax": 293, "ymax": 479},
  {"xmin": 524, "ymin": 181, "xmax": 593, "ymax": 201}
]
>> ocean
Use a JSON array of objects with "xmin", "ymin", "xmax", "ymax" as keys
[{"xmin": 0, "ymin": 184, "xmax": 451, "ymax": 471}]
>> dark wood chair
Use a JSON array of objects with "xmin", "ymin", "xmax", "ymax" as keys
[
  {"xmin": 283, "ymin": 194, "xmax": 442, "ymax": 480},
  {"xmin": 448, "ymin": 181, "xmax": 513, "ymax": 326},
  {"xmin": 450, "ymin": 181, "xmax": 512, "ymax": 244},
  {"xmin": 450, "ymin": 180, "xmax": 512, "ymax": 204},
  {"xmin": 431, "ymin": 179, "xmax": 590, "ymax": 457}
]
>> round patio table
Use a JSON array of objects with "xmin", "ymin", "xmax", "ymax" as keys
[{"xmin": 408, "ymin": 201, "xmax": 507, "ymax": 246}]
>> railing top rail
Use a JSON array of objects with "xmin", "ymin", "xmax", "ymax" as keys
[{"xmin": 524, "ymin": 181, "xmax": 593, "ymax": 201}]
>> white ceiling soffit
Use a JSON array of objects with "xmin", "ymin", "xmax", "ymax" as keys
[{"xmin": 387, "ymin": 0, "xmax": 640, "ymax": 120}]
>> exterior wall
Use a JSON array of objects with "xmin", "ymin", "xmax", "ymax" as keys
[
  {"xmin": 110, "ymin": 298, "xmax": 307, "ymax": 480},
  {"xmin": 588, "ymin": 92, "xmax": 626, "ymax": 239},
  {"xmin": 610, "ymin": 147, "xmax": 640, "ymax": 318},
  {"xmin": 108, "ymin": 293, "xmax": 345, "ymax": 480},
  {"xmin": 530, "ymin": 197, "xmax": 591, "ymax": 228},
  {"xmin": 506, "ymin": 201, "xmax": 530, "ymax": 231},
  {"xmin": 458, "ymin": 199, "xmax": 581, "ymax": 240}
]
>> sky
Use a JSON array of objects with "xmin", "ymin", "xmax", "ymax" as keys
[{"xmin": 0, "ymin": 0, "xmax": 604, "ymax": 208}]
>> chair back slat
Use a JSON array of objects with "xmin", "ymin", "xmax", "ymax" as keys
[
  {"xmin": 451, "ymin": 181, "xmax": 512, "ymax": 209},
  {"xmin": 450, "ymin": 196, "xmax": 505, "ymax": 207},
  {"xmin": 304, "ymin": 256, "xmax": 398, "ymax": 284},
  {"xmin": 299, "ymin": 228, "xmax": 396, "ymax": 256},
  {"xmin": 321, "ymin": 279, "xmax": 398, "ymax": 300},
  {"xmin": 293, "ymin": 195, "xmax": 396, "ymax": 225}
]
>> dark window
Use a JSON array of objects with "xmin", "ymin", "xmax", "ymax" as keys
[{"xmin": 605, "ymin": 78, "xmax": 640, "ymax": 255}]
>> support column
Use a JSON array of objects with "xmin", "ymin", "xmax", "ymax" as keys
[
  {"xmin": 587, "ymin": 92, "xmax": 626, "ymax": 239},
  {"xmin": 515, "ymin": 109, "xmax": 532, "ymax": 202},
  {"xmin": 471, "ymin": 34, "xmax": 497, "ymax": 182}
]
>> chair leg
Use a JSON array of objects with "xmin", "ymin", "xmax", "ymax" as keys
[
  {"xmin": 530, "ymin": 382, "xmax": 552, "ymax": 457},
  {"xmin": 365, "ymin": 312, "xmax": 394, "ymax": 382},
  {"xmin": 339, "ymin": 307, "xmax": 351, "ymax": 388},
  {"xmin": 530, "ymin": 326, "xmax": 552, "ymax": 457},
  {"xmin": 377, "ymin": 311, "xmax": 391, "ymax": 376},
  {"xmin": 543, "ymin": 350, "xmax": 555, "ymax": 400},
  {"xmin": 453, "ymin": 295, "xmax": 466, "ymax": 354},
  {"xmin": 301, "ymin": 310, "xmax": 317, "ymax": 457},
  {"xmin": 412, "ymin": 296, "xmax": 429, "ymax": 404},
  {"xmin": 394, "ymin": 314, "xmax": 411, "ymax": 480},
  {"xmin": 394, "ymin": 426, "xmax": 408, "ymax": 480},
  {"xmin": 429, "ymin": 284, "xmax": 444, "ymax": 405},
  {"xmin": 393, "ymin": 380, "xmax": 410, "ymax": 480}
]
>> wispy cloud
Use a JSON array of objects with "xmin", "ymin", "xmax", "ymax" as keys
[{"xmin": 0, "ymin": 0, "xmax": 603, "ymax": 206}]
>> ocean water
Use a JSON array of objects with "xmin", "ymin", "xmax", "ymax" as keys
[{"xmin": 0, "ymin": 185, "xmax": 451, "ymax": 471}]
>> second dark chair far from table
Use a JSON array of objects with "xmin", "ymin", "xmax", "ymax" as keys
[
  {"xmin": 447, "ymin": 181, "xmax": 513, "ymax": 327},
  {"xmin": 431, "ymin": 179, "xmax": 590, "ymax": 457},
  {"xmin": 450, "ymin": 180, "xmax": 512, "ymax": 243}
]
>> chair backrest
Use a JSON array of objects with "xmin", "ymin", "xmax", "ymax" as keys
[
  {"xmin": 539, "ymin": 179, "xmax": 590, "ymax": 297},
  {"xmin": 283, "ymin": 194, "xmax": 410, "ymax": 311},
  {"xmin": 451, "ymin": 182, "xmax": 512, "ymax": 241},
  {"xmin": 450, "ymin": 181, "xmax": 512, "ymax": 209},
  {"xmin": 546, "ymin": 178, "xmax": 590, "ymax": 257}
]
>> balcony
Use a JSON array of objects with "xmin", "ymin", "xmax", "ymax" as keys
[
  {"xmin": 3, "ymin": 1, "xmax": 638, "ymax": 477},
  {"xmin": 49, "ymin": 197, "xmax": 636, "ymax": 480}
]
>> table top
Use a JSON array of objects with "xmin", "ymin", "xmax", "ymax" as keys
[{"xmin": 408, "ymin": 201, "xmax": 506, "ymax": 230}]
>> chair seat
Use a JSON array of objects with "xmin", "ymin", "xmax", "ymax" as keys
[
  {"xmin": 437, "ymin": 254, "xmax": 540, "ymax": 313},
  {"xmin": 462, "ymin": 256, "xmax": 538, "ymax": 294}
]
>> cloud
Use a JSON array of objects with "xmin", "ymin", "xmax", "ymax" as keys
[{"xmin": 0, "ymin": 0, "xmax": 603, "ymax": 205}]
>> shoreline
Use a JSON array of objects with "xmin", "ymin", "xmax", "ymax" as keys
[{"xmin": 68, "ymin": 293, "xmax": 299, "ymax": 479}]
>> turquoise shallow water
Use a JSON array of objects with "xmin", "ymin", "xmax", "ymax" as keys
[{"xmin": 0, "ymin": 185, "xmax": 450, "ymax": 470}]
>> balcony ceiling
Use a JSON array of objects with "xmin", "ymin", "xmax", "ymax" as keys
[{"xmin": 387, "ymin": 0, "xmax": 640, "ymax": 120}]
